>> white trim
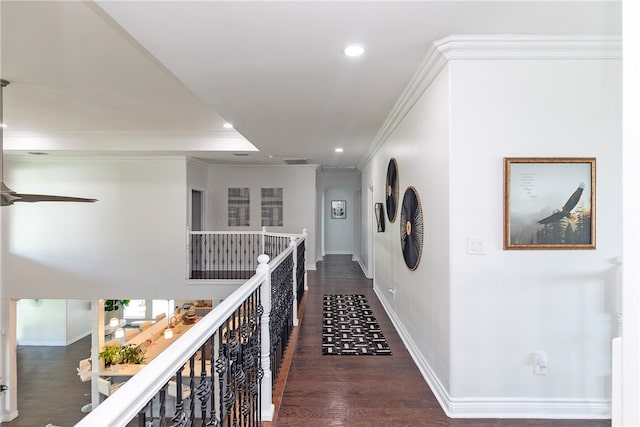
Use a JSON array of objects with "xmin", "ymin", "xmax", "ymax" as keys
[
  {"xmin": 356, "ymin": 258, "xmax": 369, "ymax": 278},
  {"xmin": 357, "ymin": 45, "xmax": 446, "ymax": 170},
  {"xmin": 373, "ymin": 284, "xmax": 611, "ymax": 420},
  {"xmin": 16, "ymin": 340, "xmax": 67, "ymax": 346},
  {"xmin": 357, "ymin": 35, "xmax": 622, "ymax": 170},
  {"xmin": 1, "ymin": 410, "xmax": 19, "ymax": 422},
  {"xmin": 67, "ymin": 330, "xmax": 91, "ymax": 346},
  {"xmin": 324, "ymin": 250, "xmax": 353, "ymax": 255},
  {"xmin": 448, "ymin": 398, "xmax": 610, "ymax": 419},
  {"xmin": 436, "ymin": 34, "xmax": 622, "ymax": 61}
]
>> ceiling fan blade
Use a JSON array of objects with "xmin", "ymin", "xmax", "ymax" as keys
[
  {"xmin": 14, "ymin": 193, "xmax": 98, "ymax": 203},
  {"xmin": 1, "ymin": 181, "xmax": 97, "ymax": 205},
  {"xmin": 1, "ymin": 80, "xmax": 98, "ymax": 206}
]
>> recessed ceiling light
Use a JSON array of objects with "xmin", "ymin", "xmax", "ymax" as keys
[
  {"xmin": 223, "ymin": 122, "xmax": 233, "ymax": 129},
  {"xmin": 335, "ymin": 148, "xmax": 344, "ymax": 153},
  {"xmin": 344, "ymin": 44, "xmax": 365, "ymax": 57}
]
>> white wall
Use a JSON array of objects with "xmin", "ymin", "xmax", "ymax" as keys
[
  {"xmin": 16, "ymin": 300, "xmax": 67, "ymax": 345},
  {"xmin": 361, "ymin": 36, "xmax": 621, "ymax": 418},
  {"xmin": 206, "ymin": 164, "xmax": 317, "ymax": 269},
  {"xmin": 361, "ymin": 64, "xmax": 452, "ymax": 398},
  {"xmin": 449, "ymin": 58, "xmax": 621, "ymax": 411},
  {"xmin": 16, "ymin": 299, "xmax": 91, "ymax": 346},
  {"xmin": 1, "ymin": 156, "xmax": 220, "ymax": 300},
  {"xmin": 323, "ymin": 188, "xmax": 354, "ymax": 254},
  {"xmin": 316, "ymin": 170, "xmax": 361, "ymax": 259}
]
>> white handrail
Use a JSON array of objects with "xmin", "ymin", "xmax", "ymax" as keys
[
  {"xmin": 81, "ymin": 230, "xmax": 307, "ymax": 426},
  {"xmin": 76, "ymin": 266, "xmax": 269, "ymax": 426}
]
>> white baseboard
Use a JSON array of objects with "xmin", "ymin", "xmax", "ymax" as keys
[
  {"xmin": 67, "ymin": 330, "xmax": 91, "ymax": 345},
  {"xmin": 372, "ymin": 284, "xmax": 611, "ymax": 420},
  {"xmin": 1, "ymin": 409, "xmax": 19, "ymax": 422},
  {"xmin": 448, "ymin": 398, "xmax": 611, "ymax": 419},
  {"xmin": 356, "ymin": 258, "xmax": 370, "ymax": 278},
  {"xmin": 324, "ymin": 250, "xmax": 353, "ymax": 255},
  {"xmin": 17, "ymin": 340, "xmax": 67, "ymax": 346},
  {"xmin": 373, "ymin": 285, "xmax": 452, "ymax": 413}
]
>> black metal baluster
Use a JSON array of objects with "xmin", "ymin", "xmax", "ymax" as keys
[
  {"xmin": 196, "ymin": 343, "xmax": 208, "ymax": 427},
  {"xmin": 208, "ymin": 332, "xmax": 221, "ymax": 427},
  {"xmin": 137, "ymin": 404, "xmax": 146, "ymax": 427},
  {"xmin": 172, "ymin": 366, "xmax": 187, "ymax": 426},
  {"xmin": 159, "ymin": 385, "xmax": 167, "ymax": 427},
  {"xmin": 189, "ymin": 355, "xmax": 196, "ymax": 425}
]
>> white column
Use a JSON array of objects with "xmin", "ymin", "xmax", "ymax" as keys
[
  {"xmin": 261, "ymin": 227, "xmax": 267, "ymax": 255},
  {"xmin": 621, "ymin": 1, "xmax": 640, "ymax": 425},
  {"xmin": 90, "ymin": 299, "xmax": 105, "ymax": 411},
  {"xmin": 257, "ymin": 254, "xmax": 274, "ymax": 421},
  {"xmin": 0, "ymin": 299, "xmax": 18, "ymax": 422}
]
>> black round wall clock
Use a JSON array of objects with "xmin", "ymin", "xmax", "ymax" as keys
[
  {"xmin": 385, "ymin": 158, "xmax": 399, "ymax": 223},
  {"xmin": 400, "ymin": 186, "xmax": 424, "ymax": 271}
]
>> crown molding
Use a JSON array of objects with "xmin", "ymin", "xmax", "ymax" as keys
[
  {"xmin": 357, "ymin": 34, "xmax": 622, "ymax": 170},
  {"xmin": 435, "ymin": 34, "xmax": 622, "ymax": 61},
  {"xmin": 357, "ymin": 44, "xmax": 447, "ymax": 170}
]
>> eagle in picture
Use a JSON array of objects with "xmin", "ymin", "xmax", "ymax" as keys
[{"xmin": 537, "ymin": 183, "xmax": 585, "ymax": 225}]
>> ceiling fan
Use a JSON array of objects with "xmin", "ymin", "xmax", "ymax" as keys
[{"xmin": 0, "ymin": 79, "xmax": 97, "ymax": 206}]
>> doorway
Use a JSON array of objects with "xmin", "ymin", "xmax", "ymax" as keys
[{"xmin": 191, "ymin": 189, "xmax": 204, "ymax": 231}]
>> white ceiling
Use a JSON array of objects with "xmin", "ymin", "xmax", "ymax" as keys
[{"xmin": 1, "ymin": 1, "xmax": 621, "ymax": 168}]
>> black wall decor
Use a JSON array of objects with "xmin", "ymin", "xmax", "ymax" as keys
[
  {"xmin": 400, "ymin": 186, "xmax": 424, "ymax": 270},
  {"xmin": 386, "ymin": 158, "xmax": 399, "ymax": 223}
]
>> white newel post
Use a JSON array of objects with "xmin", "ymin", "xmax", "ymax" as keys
[
  {"xmin": 257, "ymin": 254, "xmax": 274, "ymax": 421},
  {"xmin": 290, "ymin": 237, "xmax": 299, "ymax": 327},
  {"xmin": 302, "ymin": 229, "xmax": 309, "ymax": 290}
]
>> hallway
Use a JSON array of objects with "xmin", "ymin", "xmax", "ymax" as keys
[
  {"xmin": 275, "ymin": 255, "xmax": 610, "ymax": 427},
  {"xmin": 3, "ymin": 255, "xmax": 611, "ymax": 426}
]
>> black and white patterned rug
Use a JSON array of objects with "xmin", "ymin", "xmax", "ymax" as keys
[{"xmin": 322, "ymin": 294, "xmax": 392, "ymax": 356}]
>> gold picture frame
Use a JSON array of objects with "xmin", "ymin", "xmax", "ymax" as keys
[{"xmin": 504, "ymin": 157, "xmax": 595, "ymax": 250}]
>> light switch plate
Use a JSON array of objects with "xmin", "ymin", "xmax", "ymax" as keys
[{"xmin": 467, "ymin": 238, "xmax": 486, "ymax": 255}]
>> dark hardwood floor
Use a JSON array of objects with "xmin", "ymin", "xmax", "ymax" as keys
[
  {"xmin": 275, "ymin": 255, "xmax": 610, "ymax": 427},
  {"xmin": 4, "ymin": 255, "xmax": 610, "ymax": 427},
  {"xmin": 4, "ymin": 335, "xmax": 91, "ymax": 427}
]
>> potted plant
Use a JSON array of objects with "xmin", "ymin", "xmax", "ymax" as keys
[
  {"xmin": 121, "ymin": 344, "xmax": 146, "ymax": 365},
  {"xmin": 99, "ymin": 344, "xmax": 124, "ymax": 367},
  {"xmin": 99, "ymin": 343, "xmax": 146, "ymax": 367},
  {"xmin": 104, "ymin": 299, "xmax": 130, "ymax": 312}
]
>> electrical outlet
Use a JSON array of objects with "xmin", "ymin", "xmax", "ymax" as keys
[{"xmin": 533, "ymin": 351, "xmax": 548, "ymax": 375}]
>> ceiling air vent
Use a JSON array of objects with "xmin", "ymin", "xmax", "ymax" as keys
[{"xmin": 284, "ymin": 159, "xmax": 308, "ymax": 165}]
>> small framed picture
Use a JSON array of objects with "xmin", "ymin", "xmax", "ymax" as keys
[
  {"xmin": 331, "ymin": 200, "xmax": 346, "ymax": 219},
  {"xmin": 504, "ymin": 157, "xmax": 595, "ymax": 250},
  {"xmin": 374, "ymin": 202, "xmax": 385, "ymax": 232}
]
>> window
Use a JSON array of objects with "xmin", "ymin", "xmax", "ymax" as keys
[
  {"xmin": 122, "ymin": 299, "xmax": 146, "ymax": 319},
  {"xmin": 228, "ymin": 187, "xmax": 250, "ymax": 226},
  {"xmin": 262, "ymin": 188, "xmax": 283, "ymax": 226}
]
